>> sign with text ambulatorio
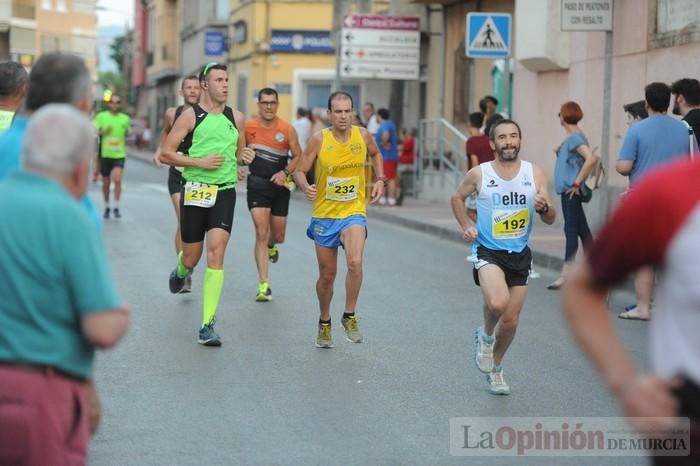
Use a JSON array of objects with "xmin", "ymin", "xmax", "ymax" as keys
[
  {"xmin": 561, "ymin": 0, "xmax": 613, "ymax": 31},
  {"xmin": 340, "ymin": 14, "xmax": 420, "ymax": 80}
]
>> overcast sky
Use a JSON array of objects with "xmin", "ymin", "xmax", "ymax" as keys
[
  {"xmin": 96, "ymin": 1, "xmax": 134, "ymax": 72},
  {"xmin": 97, "ymin": 0, "xmax": 134, "ymax": 28}
]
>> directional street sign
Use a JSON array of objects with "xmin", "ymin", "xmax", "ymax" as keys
[
  {"xmin": 340, "ymin": 14, "xmax": 420, "ymax": 80},
  {"xmin": 466, "ymin": 13, "xmax": 511, "ymax": 58}
]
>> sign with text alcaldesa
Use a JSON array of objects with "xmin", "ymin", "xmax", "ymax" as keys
[
  {"xmin": 340, "ymin": 14, "xmax": 420, "ymax": 80},
  {"xmin": 561, "ymin": 0, "xmax": 613, "ymax": 31}
]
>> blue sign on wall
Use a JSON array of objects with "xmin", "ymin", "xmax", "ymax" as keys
[
  {"xmin": 205, "ymin": 31, "xmax": 227, "ymax": 56},
  {"xmin": 466, "ymin": 13, "xmax": 511, "ymax": 58},
  {"xmin": 269, "ymin": 30, "xmax": 334, "ymax": 53}
]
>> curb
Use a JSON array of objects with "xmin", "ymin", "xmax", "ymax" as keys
[{"xmin": 367, "ymin": 208, "xmax": 565, "ymax": 273}]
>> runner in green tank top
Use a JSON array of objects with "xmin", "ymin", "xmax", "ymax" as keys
[{"xmin": 160, "ymin": 63, "xmax": 255, "ymax": 347}]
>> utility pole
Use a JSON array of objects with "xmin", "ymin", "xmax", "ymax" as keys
[
  {"xmin": 388, "ymin": 0, "xmax": 404, "ymax": 129},
  {"xmin": 332, "ymin": 0, "xmax": 351, "ymax": 91},
  {"xmin": 357, "ymin": 0, "xmax": 371, "ymax": 13}
]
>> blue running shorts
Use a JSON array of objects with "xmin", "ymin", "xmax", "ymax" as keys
[{"xmin": 306, "ymin": 214, "xmax": 367, "ymax": 248}]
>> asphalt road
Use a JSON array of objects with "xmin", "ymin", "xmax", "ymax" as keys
[{"xmin": 88, "ymin": 157, "xmax": 650, "ymax": 466}]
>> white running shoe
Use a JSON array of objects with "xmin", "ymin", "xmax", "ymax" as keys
[
  {"xmin": 487, "ymin": 368, "xmax": 511, "ymax": 395},
  {"xmin": 474, "ymin": 326, "xmax": 495, "ymax": 373}
]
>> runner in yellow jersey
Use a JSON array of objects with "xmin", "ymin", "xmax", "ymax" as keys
[{"xmin": 293, "ymin": 91, "xmax": 386, "ymax": 348}]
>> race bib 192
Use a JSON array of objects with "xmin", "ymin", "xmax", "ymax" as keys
[
  {"xmin": 184, "ymin": 182, "xmax": 218, "ymax": 208},
  {"xmin": 492, "ymin": 208, "xmax": 530, "ymax": 239},
  {"xmin": 325, "ymin": 176, "xmax": 359, "ymax": 202}
]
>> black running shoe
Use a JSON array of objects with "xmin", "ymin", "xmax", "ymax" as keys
[{"xmin": 169, "ymin": 268, "xmax": 186, "ymax": 294}]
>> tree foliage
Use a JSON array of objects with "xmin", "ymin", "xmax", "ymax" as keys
[{"xmin": 109, "ymin": 34, "xmax": 126, "ymax": 74}]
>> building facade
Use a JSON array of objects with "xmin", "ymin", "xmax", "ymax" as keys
[
  {"xmin": 226, "ymin": 0, "xmax": 427, "ymax": 128},
  {"xmin": 143, "ymin": 0, "xmax": 181, "ymax": 145},
  {"xmin": 227, "ymin": 0, "xmax": 339, "ymax": 120},
  {"xmin": 513, "ymin": 0, "xmax": 700, "ymax": 194},
  {"xmin": 0, "ymin": 0, "xmax": 97, "ymax": 77},
  {"xmin": 181, "ymin": 0, "xmax": 229, "ymax": 77}
]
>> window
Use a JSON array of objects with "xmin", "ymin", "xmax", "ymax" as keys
[
  {"xmin": 146, "ymin": 8, "xmax": 155, "ymax": 57},
  {"xmin": 237, "ymin": 75, "xmax": 248, "ymax": 115},
  {"xmin": 72, "ymin": 35, "xmax": 96, "ymax": 57},
  {"xmin": 652, "ymin": 0, "xmax": 700, "ymax": 48},
  {"xmin": 452, "ymin": 42, "xmax": 471, "ymax": 124},
  {"xmin": 657, "ymin": 0, "xmax": 700, "ymax": 33},
  {"xmin": 41, "ymin": 0, "xmax": 52, "ymax": 10},
  {"xmin": 307, "ymin": 83, "xmax": 360, "ymax": 111},
  {"xmin": 56, "ymin": 0, "xmax": 66, "ymax": 12},
  {"xmin": 183, "ymin": 1, "xmax": 197, "ymax": 29},
  {"xmin": 215, "ymin": 0, "xmax": 228, "ymax": 20},
  {"xmin": 72, "ymin": 0, "xmax": 94, "ymax": 14}
]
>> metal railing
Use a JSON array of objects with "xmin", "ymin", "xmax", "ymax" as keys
[{"xmin": 416, "ymin": 118, "xmax": 468, "ymax": 196}]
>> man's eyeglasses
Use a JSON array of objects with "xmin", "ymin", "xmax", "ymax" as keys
[{"xmin": 258, "ymin": 101, "xmax": 278, "ymax": 107}]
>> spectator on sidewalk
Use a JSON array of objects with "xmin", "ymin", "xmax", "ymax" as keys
[
  {"xmin": 479, "ymin": 95, "xmax": 499, "ymax": 131},
  {"xmin": 466, "ymin": 112, "xmax": 494, "ymax": 169},
  {"xmin": 396, "ymin": 127, "xmax": 416, "ymax": 205},
  {"xmin": 0, "ymin": 104, "xmax": 129, "ymax": 465},
  {"xmin": 375, "ymin": 108, "xmax": 399, "ymax": 206},
  {"xmin": 141, "ymin": 122, "xmax": 152, "ymax": 150},
  {"xmin": 466, "ymin": 112, "xmax": 494, "ymax": 220},
  {"xmin": 0, "ymin": 61, "xmax": 28, "ymax": 134},
  {"xmin": 293, "ymin": 107, "xmax": 312, "ymax": 151},
  {"xmin": 616, "ymin": 82, "xmax": 690, "ymax": 321},
  {"xmin": 547, "ymin": 101, "xmax": 598, "ymax": 290},
  {"xmin": 363, "ymin": 101, "xmax": 380, "ymax": 136},
  {"xmin": 671, "ymin": 78, "xmax": 700, "ymax": 148},
  {"xmin": 483, "ymin": 112, "xmax": 504, "ymax": 139},
  {"xmin": 623, "ymin": 100, "xmax": 648, "ymax": 125}
]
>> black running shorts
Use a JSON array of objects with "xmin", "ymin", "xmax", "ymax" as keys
[
  {"xmin": 180, "ymin": 187, "xmax": 236, "ymax": 243},
  {"xmin": 100, "ymin": 157, "xmax": 125, "ymax": 177},
  {"xmin": 246, "ymin": 174, "xmax": 291, "ymax": 217},
  {"xmin": 472, "ymin": 245, "xmax": 532, "ymax": 287},
  {"xmin": 168, "ymin": 167, "xmax": 183, "ymax": 195}
]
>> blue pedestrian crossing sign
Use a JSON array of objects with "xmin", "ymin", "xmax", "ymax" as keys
[{"xmin": 466, "ymin": 13, "xmax": 511, "ymax": 58}]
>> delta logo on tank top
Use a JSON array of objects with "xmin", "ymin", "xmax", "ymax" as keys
[{"xmin": 475, "ymin": 161, "xmax": 536, "ymax": 253}]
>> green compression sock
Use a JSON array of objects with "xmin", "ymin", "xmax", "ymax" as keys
[
  {"xmin": 176, "ymin": 251, "xmax": 190, "ymax": 279},
  {"xmin": 202, "ymin": 268, "xmax": 224, "ymax": 327}
]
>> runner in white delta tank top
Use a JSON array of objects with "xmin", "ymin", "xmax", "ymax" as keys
[{"xmin": 451, "ymin": 119, "xmax": 556, "ymax": 395}]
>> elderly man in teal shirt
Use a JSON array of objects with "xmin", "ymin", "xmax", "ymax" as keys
[{"xmin": 0, "ymin": 104, "xmax": 129, "ymax": 465}]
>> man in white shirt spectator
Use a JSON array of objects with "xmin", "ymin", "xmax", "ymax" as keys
[
  {"xmin": 363, "ymin": 102, "xmax": 380, "ymax": 136},
  {"xmin": 292, "ymin": 107, "xmax": 312, "ymax": 151}
]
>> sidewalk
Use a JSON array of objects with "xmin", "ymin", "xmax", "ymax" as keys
[
  {"xmin": 366, "ymin": 196, "xmax": 566, "ymax": 273},
  {"xmin": 128, "ymin": 147, "xmax": 566, "ymax": 273}
]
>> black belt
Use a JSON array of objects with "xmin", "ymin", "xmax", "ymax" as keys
[{"xmin": 0, "ymin": 361, "xmax": 87, "ymax": 383}]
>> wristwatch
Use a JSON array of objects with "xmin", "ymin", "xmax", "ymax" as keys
[
  {"xmin": 378, "ymin": 176, "xmax": 388, "ymax": 186},
  {"xmin": 536, "ymin": 205, "xmax": 550, "ymax": 215},
  {"xmin": 283, "ymin": 168, "xmax": 290, "ymax": 176}
]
